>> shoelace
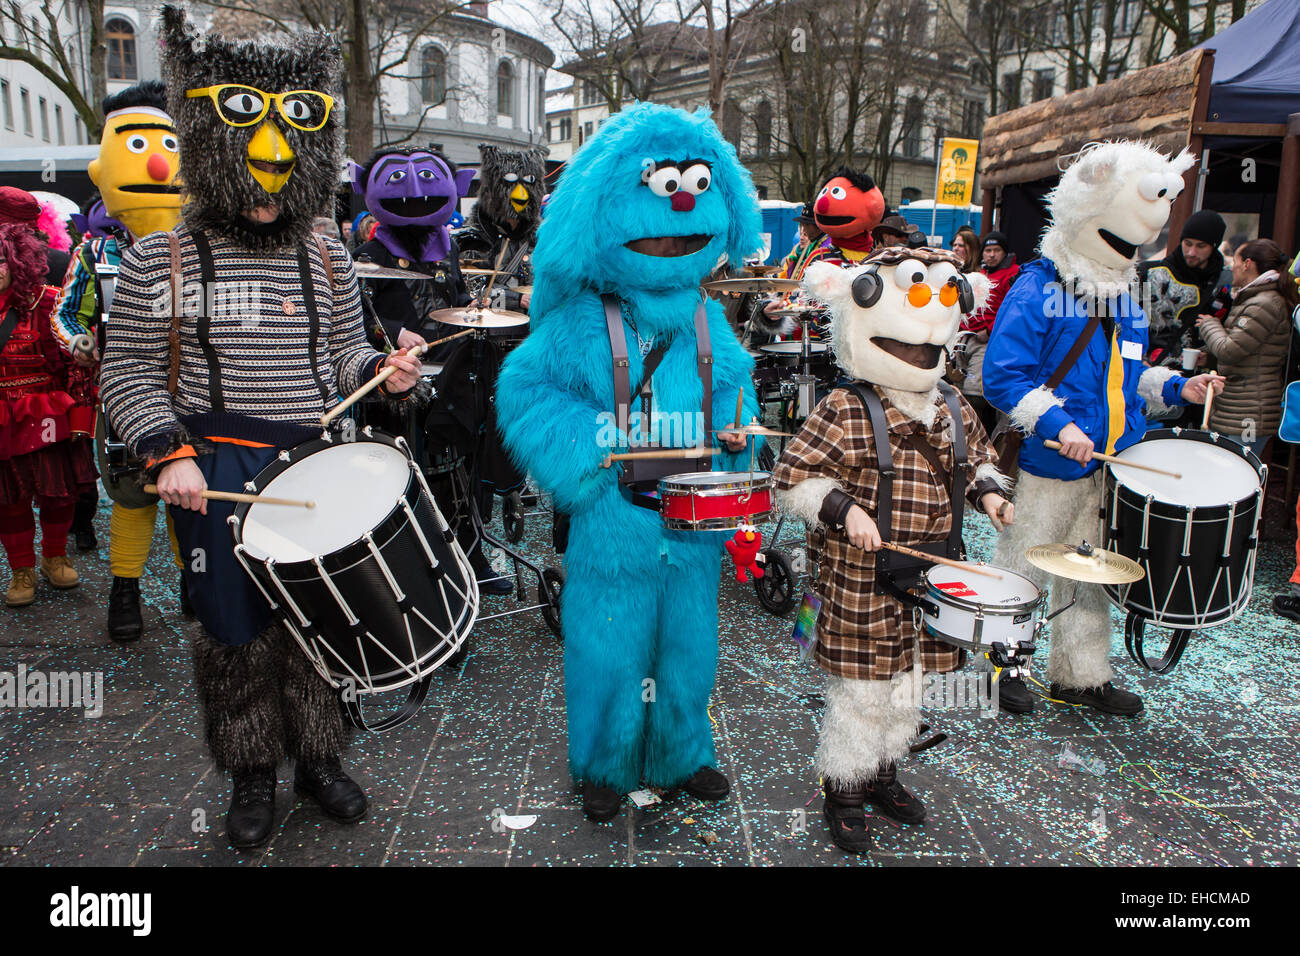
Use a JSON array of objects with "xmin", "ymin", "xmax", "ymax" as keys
[{"xmin": 234, "ymin": 775, "xmax": 276, "ymax": 804}]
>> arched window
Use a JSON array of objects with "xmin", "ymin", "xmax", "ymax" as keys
[
  {"xmin": 755, "ymin": 100, "xmax": 772, "ymax": 157},
  {"xmin": 421, "ymin": 45, "xmax": 446, "ymax": 103},
  {"xmin": 722, "ymin": 97, "xmax": 741, "ymax": 148},
  {"xmin": 106, "ymin": 18, "xmax": 137, "ymax": 81},
  {"xmin": 496, "ymin": 60, "xmax": 514, "ymax": 118}
]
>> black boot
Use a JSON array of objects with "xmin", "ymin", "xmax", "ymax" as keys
[
  {"xmin": 227, "ymin": 766, "xmax": 277, "ymax": 849},
  {"xmin": 865, "ymin": 762, "xmax": 927, "ymax": 824},
  {"xmin": 1273, "ymin": 593, "xmax": 1300, "ymax": 623},
  {"xmin": 72, "ymin": 492, "xmax": 97, "ymax": 552},
  {"xmin": 294, "ymin": 755, "xmax": 368, "ymax": 823},
  {"xmin": 178, "ymin": 575, "xmax": 195, "ymax": 617},
  {"xmin": 582, "ymin": 781, "xmax": 622, "ymax": 822},
  {"xmin": 822, "ymin": 780, "xmax": 870, "ymax": 854},
  {"xmin": 682, "ymin": 766, "xmax": 729, "ymax": 801},
  {"xmin": 1050, "ymin": 681, "xmax": 1144, "ymax": 717},
  {"xmin": 106, "ymin": 576, "xmax": 143, "ymax": 643},
  {"xmin": 997, "ymin": 674, "xmax": 1035, "ymax": 714}
]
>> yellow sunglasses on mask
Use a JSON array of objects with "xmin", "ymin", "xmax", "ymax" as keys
[{"xmin": 186, "ymin": 84, "xmax": 334, "ymax": 132}]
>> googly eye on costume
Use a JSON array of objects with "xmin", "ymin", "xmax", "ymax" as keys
[
  {"xmin": 893, "ymin": 258, "xmax": 928, "ymax": 289},
  {"xmin": 645, "ymin": 166, "xmax": 682, "ymax": 197},
  {"xmin": 126, "ymin": 135, "xmax": 149, "ymax": 153},
  {"xmin": 681, "ymin": 164, "xmax": 711, "ymax": 195}
]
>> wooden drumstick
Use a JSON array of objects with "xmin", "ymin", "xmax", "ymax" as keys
[
  {"xmin": 144, "ymin": 484, "xmax": 315, "ymax": 508},
  {"xmin": 735, "ymin": 386, "xmax": 745, "ymax": 431},
  {"xmin": 1043, "ymin": 440, "xmax": 1182, "ymax": 479},
  {"xmin": 321, "ymin": 343, "xmax": 428, "ymax": 426},
  {"xmin": 1200, "ymin": 373, "xmax": 1224, "ymax": 430},
  {"xmin": 602, "ymin": 447, "xmax": 720, "ymax": 467},
  {"xmin": 878, "ymin": 541, "xmax": 1003, "ymax": 579}
]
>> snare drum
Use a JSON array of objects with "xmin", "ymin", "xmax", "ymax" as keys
[
  {"xmin": 230, "ymin": 428, "xmax": 478, "ymax": 730},
  {"xmin": 658, "ymin": 471, "xmax": 773, "ymax": 531},
  {"xmin": 1100, "ymin": 430, "xmax": 1264, "ymax": 670},
  {"xmin": 920, "ymin": 564, "xmax": 1044, "ymax": 651},
  {"xmin": 758, "ymin": 341, "xmax": 830, "ymax": 367}
]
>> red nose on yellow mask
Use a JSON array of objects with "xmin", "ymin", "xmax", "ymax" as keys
[{"xmin": 88, "ymin": 105, "xmax": 183, "ymax": 238}]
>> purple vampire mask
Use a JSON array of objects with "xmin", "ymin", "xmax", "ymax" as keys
[{"xmin": 350, "ymin": 146, "xmax": 474, "ymax": 263}]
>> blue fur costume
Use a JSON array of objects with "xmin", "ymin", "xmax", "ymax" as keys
[{"xmin": 496, "ymin": 104, "xmax": 762, "ymax": 794}]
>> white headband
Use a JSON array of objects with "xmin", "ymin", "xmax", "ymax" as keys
[{"xmin": 105, "ymin": 105, "xmax": 174, "ymax": 125}]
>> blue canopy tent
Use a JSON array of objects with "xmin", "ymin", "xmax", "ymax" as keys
[{"xmin": 1197, "ymin": 0, "xmax": 1300, "ymax": 127}]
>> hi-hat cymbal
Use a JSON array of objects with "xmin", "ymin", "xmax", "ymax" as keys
[
  {"xmin": 702, "ymin": 278, "xmax": 802, "ymax": 294},
  {"xmin": 429, "ymin": 306, "xmax": 530, "ymax": 329},
  {"xmin": 1025, "ymin": 543, "xmax": 1145, "ymax": 584},
  {"xmin": 354, "ymin": 261, "xmax": 433, "ymax": 281}
]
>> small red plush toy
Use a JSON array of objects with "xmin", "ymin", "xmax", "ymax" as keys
[{"xmin": 726, "ymin": 523, "xmax": 764, "ymax": 583}]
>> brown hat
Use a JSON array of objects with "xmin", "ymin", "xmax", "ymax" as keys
[
  {"xmin": 871, "ymin": 214, "xmax": 917, "ymax": 242},
  {"xmin": 0, "ymin": 187, "xmax": 40, "ymax": 226}
]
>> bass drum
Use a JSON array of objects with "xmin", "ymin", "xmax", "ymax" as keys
[{"xmin": 1100, "ymin": 429, "xmax": 1264, "ymax": 672}]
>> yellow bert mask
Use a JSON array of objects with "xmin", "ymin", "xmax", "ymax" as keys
[{"xmin": 88, "ymin": 106, "xmax": 182, "ymax": 239}]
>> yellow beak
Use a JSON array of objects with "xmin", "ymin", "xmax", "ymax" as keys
[
  {"xmin": 509, "ymin": 183, "xmax": 529, "ymax": 212},
  {"xmin": 246, "ymin": 121, "xmax": 296, "ymax": 193}
]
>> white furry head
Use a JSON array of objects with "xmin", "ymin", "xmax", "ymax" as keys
[
  {"xmin": 1041, "ymin": 140, "xmax": 1195, "ymax": 289},
  {"xmin": 803, "ymin": 249, "xmax": 990, "ymax": 393}
]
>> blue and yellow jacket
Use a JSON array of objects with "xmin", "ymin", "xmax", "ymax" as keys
[{"xmin": 983, "ymin": 257, "xmax": 1188, "ymax": 481}]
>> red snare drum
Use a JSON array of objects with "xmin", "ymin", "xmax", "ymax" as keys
[{"xmin": 658, "ymin": 471, "xmax": 773, "ymax": 531}]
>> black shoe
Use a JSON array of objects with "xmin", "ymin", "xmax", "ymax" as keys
[
  {"xmin": 106, "ymin": 576, "xmax": 143, "ymax": 643},
  {"xmin": 823, "ymin": 782, "xmax": 870, "ymax": 854},
  {"xmin": 582, "ymin": 782, "xmax": 622, "ymax": 822},
  {"xmin": 1273, "ymin": 594, "xmax": 1300, "ymax": 623},
  {"xmin": 227, "ymin": 767, "xmax": 277, "ymax": 850},
  {"xmin": 1050, "ymin": 681, "xmax": 1144, "ymax": 717},
  {"xmin": 293, "ymin": 756, "xmax": 368, "ymax": 824},
  {"xmin": 477, "ymin": 571, "xmax": 514, "ymax": 595},
  {"xmin": 681, "ymin": 766, "xmax": 729, "ymax": 801},
  {"xmin": 997, "ymin": 674, "xmax": 1035, "ymax": 714},
  {"xmin": 865, "ymin": 763, "xmax": 926, "ymax": 824},
  {"xmin": 178, "ymin": 576, "xmax": 194, "ymax": 617},
  {"xmin": 74, "ymin": 528, "xmax": 97, "ymax": 552}
]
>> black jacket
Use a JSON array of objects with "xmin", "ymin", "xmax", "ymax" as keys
[{"xmin": 352, "ymin": 237, "xmax": 470, "ymax": 346}]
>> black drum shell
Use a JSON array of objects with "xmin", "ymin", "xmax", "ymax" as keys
[
  {"xmin": 1100, "ymin": 432, "xmax": 1261, "ymax": 628},
  {"xmin": 230, "ymin": 434, "xmax": 474, "ymax": 692}
]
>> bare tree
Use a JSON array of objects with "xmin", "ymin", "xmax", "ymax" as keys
[
  {"xmin": 0, "ymin": 0, "xmax": 105, "ymax": 138},
  {"xmin": 1140, "ymin": 0, "xmax": 1250, "ymax": 55}
]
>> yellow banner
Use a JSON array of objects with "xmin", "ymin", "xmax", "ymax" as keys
[{"xmin": 936, "ymin": 137, "xmax": 980, "ymax": 206}]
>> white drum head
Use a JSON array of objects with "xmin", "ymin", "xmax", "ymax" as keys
[
  {"xmin": 926, "ymin": 563, "xmax": 1038, "ymax": 607},
  {"xmin": 240, "ymin": 442, "xmax": 411, "ymax": 563},
  {"xmin": 1111, "ymin": 438, "xmax": 1259, "ymax": 507}
]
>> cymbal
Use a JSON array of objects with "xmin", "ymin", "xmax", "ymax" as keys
[
  {"xmin": 768, "ymin": 307, "xmax": 824, "ymax": 318},
  {"xmin": 712, "ymin": 422, "xmax": 796, "ymax": 439},
  {"xmin": 747, "ymin": 264, "xmax": 780, "ymax": 276},
  {"xmin": 514, "ymin": 285, "xmax": 533, "ymax": 295},
  {"xmin": 702, "ymin": 277, "xmax": 802, "ymax": 294},
  {"xmin": 428, "ymin": 306, "xmax": 530, "ymax": 329},
  {"xmin": 354, "ymin": 261, "xmax": 433, "ymax": 281},
  {"xmin": 1024, "ymin": 543, "xmax": 1145, "ymax": 584}
]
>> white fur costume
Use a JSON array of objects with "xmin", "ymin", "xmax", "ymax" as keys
[{"xmin": 774, "ymin": 254, "xmax": 1000, "ymax": 792}]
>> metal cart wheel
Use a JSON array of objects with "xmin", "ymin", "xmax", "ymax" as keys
[
  {"xmin": 503, "ymin": 490, "xmax": 525, "ymax": 543},
  {"xmin": 754, "ymin": 547, "xmax": 798, "ymax": 616},
  {"xmin": 539, "ymin": 566, "xmax": 565, "ymax": 638}
]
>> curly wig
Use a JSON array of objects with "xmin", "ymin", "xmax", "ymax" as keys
[{"xmin": 0, "ymin": 223, "xmax": 49, "ymax": 307}]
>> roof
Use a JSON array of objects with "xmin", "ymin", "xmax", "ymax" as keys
[
  {"xmin": 979, "ymin": 49, "xmax": 1203, "ymax": 188},
  {"xmin": 1195, "ymin": 0, "xmax": 1300, "ymax": 125}
]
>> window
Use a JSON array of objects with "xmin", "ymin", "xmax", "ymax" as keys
[
  {"xmin": 421, "ymin": 45, "xmax": 446, "ymax": 103},
  {"xmin": 38, "ymin": 96, "xmax": 48, "ymax": 141},
  {"xmin": 581, "ymin": 81, "xmax": 600, "ymax": 106},
  {"xmin": 584, "ymin": 121, "xmax": 593, "ymax": 137},
  {"xmin": 559, "ymin": 116, "xmax": 571, "ymax": 141},
  {"xmin": 901, "ymin": 96, "xmax": 923, "ymax": 158},
  {"xmin": 106, "ymin": 18, "xmax": 138, "ymax": 81},
  {"xmin": 496, "ymin": 60, "xmax": 514, "ymax": 117},
  {"xmin": 1032, "ymin": 69, "xmax": 1055, "ymax": 102},
  {"xmin": 755, "ymin": 99, "xmax": 772, "ymax": 157},
  {"xmin": 961, "ymin": 98, "xmax": 984, "ymax": 138},
  {"xmin": 1, "ymin": 80, "xmax": 12, "ymax": 131},
  {"xmin": 1000, "ymin": 71, "xmax": 1021, "ymax": 110},
  {"xmin": 55, "ymin": 104, "xmax": 64, "ymax": 144},
  {"xmin": 545, "ymin": 119, "xmax": 552, "ymax": 141},
  {"xmin": 75, "ymin": 117, "xmax": 83, "ymax": 144},
  {"xmin": 20, "ymin": 87, "xmax": 31, "ymax": 137},
  {"xmin": 537, "ymin": 73, "xmax": 545, "ymax": 124}
]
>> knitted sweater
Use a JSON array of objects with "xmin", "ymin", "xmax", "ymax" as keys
[{"xmin": 101, "ymin": 224, "xmax": 385, "ymax": 460}]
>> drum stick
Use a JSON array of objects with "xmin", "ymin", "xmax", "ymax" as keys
[
  {"xmin": 878, "ymin": 541, "xmax": 1003, "ymax": 579},
  {"xmin": 143, "ymin": 484, "xmax": 315, "ymax": 508},
  {"xmin": 734, "ymin": 386, "xmax": 745, "ymax": 430},
  {"xmin": 1043, "ymin": 440, "xmax": 1182, "ymax": 479},
  {"xmin": 602, "ymin": 447, "xmax": 720, "ymax": 467},
  {"xmin": 1200, "ymin": 374, "xmax": 1224, "ymax": 430},
  {"xmin": 321, "ymin": 343, "xmax": 428, "ymax": 426}
]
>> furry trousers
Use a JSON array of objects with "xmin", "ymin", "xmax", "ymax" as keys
[
  {"xmin": 994, "ymin": 470, "xmax": 1116, "ymax": 689},
  {"xmin": 815, "ymin": 671, "xmax": 921, "ymax": 788},
  {"xmin": 192, "ymin": 622, "xmax": 351, "ymax": 774},
  {"xmin": 560, "ymin": 551, "xmax": 720, "ymax": 794}
]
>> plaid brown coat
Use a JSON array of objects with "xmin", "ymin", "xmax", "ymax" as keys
[{"xmin": 772, "ymin": 383, "xmax": 999, "ymax": 680}]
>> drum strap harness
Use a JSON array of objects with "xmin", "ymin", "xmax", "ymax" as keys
[
  {"xmin": 602, "ymin": 294, "xmax": 713, "ymax": 509},
  {"xmin": 843, "ymin": 379, "xmax": 968, "ymax": 612}
]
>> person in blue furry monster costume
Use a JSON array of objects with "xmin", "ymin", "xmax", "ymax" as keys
[{"xmin": 496, "ymin": 103, "xmax": 763, "ymax": 822}]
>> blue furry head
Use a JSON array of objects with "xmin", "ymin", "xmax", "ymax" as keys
[{"xmin": 531, "ymin": 102, "xmax": 761, "ymax": 319}]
